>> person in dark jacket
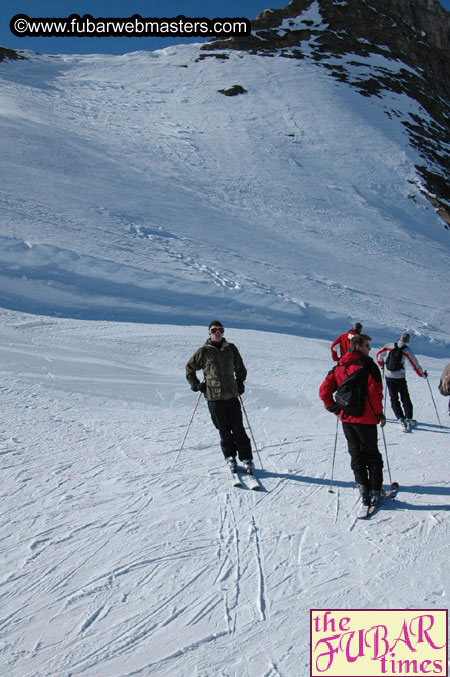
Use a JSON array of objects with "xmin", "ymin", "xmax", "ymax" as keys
[
  {"xmin": 319, "ymin": 333, "xmax": 386, "ymax": 507},
  {"xmin": 185, "ymin": 321, "xmax": 253, "ymax": 474},
  {"xmin": 330, "ymin": 322, "xmax": 362, "ymax": 362}
]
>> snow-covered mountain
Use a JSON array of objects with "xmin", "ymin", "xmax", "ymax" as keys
[
  {"xmin": 0, "ymin": 0, "xmax": 449, "ymax": 350},
  {"xmin": 0, "ymin": 1, "xmax": 449, "ymax": 675}
]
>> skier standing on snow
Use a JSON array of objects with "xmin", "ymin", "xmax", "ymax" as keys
[
  {"xmin": 376, "ymin": 332, "xmax": 427, "ymax": 431},
  {"xmin": 319, "ymin": 333, "xmax": 386, "ymax": 507},
  {"xmin": 330, "ymin": 322, "xmax": 362, "ymax": 362},
  {"xmin": 185, "ymin": 321, "xmax": 254, "ymax": 475},
  {"xmin": 438, "ymin": 362, "xmax": 450, "ymax": 415}
]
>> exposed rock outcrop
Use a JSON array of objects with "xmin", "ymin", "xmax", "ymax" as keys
[{"xmin": 0, "ymin": 46, "xmax": 26, "ymax": 62}]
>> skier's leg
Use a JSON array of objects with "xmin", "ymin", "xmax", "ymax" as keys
[
  {"xmin": 386, "ymin": 378, "xmax": 405, "ymax": 419},
  {"xmin": 207, "ymin": 400, "xmax": 237, "ymax": 459},
  {"xmin": 226, "ymin": 398, "xmax": 252, "ymax": 462},
  {"xmin": 398, "ymin": 378, "xmax": 413, "ymax": 420},
  {"xmin": 342, "ymin": 422, "xmax": 370, "ymax": 487},
  {"xmin": 357, "ymin": 424, "xmax": 384, "ymax": 492}
]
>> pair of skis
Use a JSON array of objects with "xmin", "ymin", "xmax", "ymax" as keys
[
  {"xmin": 229, "ymin": 465, "xmax": 260, "ymax": 491},
  {"xmin": 356, "ymin": 482, "xmax": 399, "ymax": 520}
]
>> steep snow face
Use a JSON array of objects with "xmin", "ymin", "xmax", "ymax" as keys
[{"xmin": 0, "ymin": 45, "xmax": 449, "ymax": 350}]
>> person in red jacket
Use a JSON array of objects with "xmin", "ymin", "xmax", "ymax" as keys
[
  {"xmin": 319, "ymin": 333, "xmax": 386, "ymax": 507},
  {"xmin": 330, "ymin": 322, "xmax": 362, "ymax": 362}
]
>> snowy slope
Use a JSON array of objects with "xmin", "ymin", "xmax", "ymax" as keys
[
  {"xmin": 0, "ymin": 27, "xmax": 449, "ymax": 677},
  {"xmin": 0, "ymin": 314, "xmax": 449, "ymax": 676},
  {"xmin": 0, "ymin": 45, "xmax": 449, "ymax": 350}
]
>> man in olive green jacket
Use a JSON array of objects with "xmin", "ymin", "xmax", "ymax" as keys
[{"xmin": 185, "ymin": 321, "xmax": 253, "ymax": 473}]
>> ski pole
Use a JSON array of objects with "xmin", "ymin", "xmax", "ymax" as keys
[
  {"xmin": 380, "ymin": 425, "xmax": 393, "ymax": 486},
  {"xmin": 239, "ymin": 395, "xmax": 264, "ymax": 470},
  {"xmin": 173, "ymin": 392, "xmax": 202, "ymax": 469},
  {"xmin": 426, "ymin": 375, "xmax": 442, "ymax": 427},
  {"xmin": 328, "ymin": 415, "xmax": 339, "ymax": 493}
]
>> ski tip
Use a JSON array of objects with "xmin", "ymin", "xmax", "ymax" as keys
[{"xmin": 391, "ymin": 481, "xmax": 399, "ymax": 490}]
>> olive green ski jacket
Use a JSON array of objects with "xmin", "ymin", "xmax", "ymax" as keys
[{"xmin": 185, "ymin": 338, "xmax": 247, "ymax": 401}]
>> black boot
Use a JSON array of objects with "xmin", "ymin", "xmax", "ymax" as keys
[
  {"xmin": 243, "ymin": 459, "xmax": 254, "ymax": 475},
  {"xmin": 371, "ymin": 489, "xmax": 384, "ymax": 507},
  {"xmin": 226, "ymin": 456, "xmax": 237, "ymax": 473},
  {"xmin": 357, "ymin": 483, "xmax": 371, "ymax": 507}
]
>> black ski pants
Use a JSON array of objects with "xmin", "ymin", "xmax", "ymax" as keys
[
  {"xmin": 386, "ymin": 377, "xmax": 413, "ymax": 419},
  {"xmin": 207, "ymin": 397, "xmax": 252, "ymax": 461},
  {"xmin": 342, "ymin": 422, "xmax": 383, "ymax": 491}
]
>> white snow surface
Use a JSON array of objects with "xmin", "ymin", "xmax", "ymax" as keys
[
  {"xmin": 0, "ymin": 45, "xmax": 449, "ymax": 351},
  {"xmin": 0, "ymin": 315, "xmax": 449, "ymax": 676},
  {"xmin": 0, "ymin": 39, "xmax": 450, "ymax": 675},
  {"xmin": 279, "ymin": 1, "xmax": 328, "ymax": 31}
]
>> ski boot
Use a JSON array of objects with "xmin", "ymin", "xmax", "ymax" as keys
[
  {"xmin": 406, "ymin": 418, "xmax": 417, "ymax": 428},
  {"xmin": 399, "ymin": 417, "xmax": 409, "ymax": 432},
  {"xmin": 243, "ymin": 459, "xmax": 254, "ymax": 476},
  {"xmin": 370, "ymin": 489, "xmax": 384, "ymax": 508},
  {"xmin": 357, "ymin": 483, "xmax": 371, "ymax": 507},
  {"xmin": 226, "ymin": 456, "xmax": 237, "ymax": 474}
]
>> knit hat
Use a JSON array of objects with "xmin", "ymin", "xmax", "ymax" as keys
[
  {"xmin": 400, "ymin": 332, "xmax": 410, "ymax": 343},
  {"xmin": 352, "ymin": 322, "xmax": 362, "ymax": 333}
]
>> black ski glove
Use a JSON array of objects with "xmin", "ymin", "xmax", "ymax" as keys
[
  {"xmin": 423, "ymin": 370, "xmax": 428, "ymax": 378},
  {"xmin": 191, "ymin": 382, "xmax": 206, "ymax": 393},
  {"xmin": 326, "ymin": 403, "xmax": 340, "ymax": 416},
  {"xmin": 237, "ymin": 381, "xmax": 245, "ymax": 395},
  {"xmin": 376, "ymin": 412, "xmax": 386, "ymax": 427}
]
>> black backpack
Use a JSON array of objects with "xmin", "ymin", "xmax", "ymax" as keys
[
  {"xmin": 335, "ymin": 358, "xmax": 370, "ymax": 417},
  {"xmin": 385, "ymin": 343, "xmax": 405, "ymax": 371}
]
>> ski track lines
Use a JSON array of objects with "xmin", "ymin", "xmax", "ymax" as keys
[{"xmin": 0, "ymin": 324, "xmax": 449, "ymax": 675}]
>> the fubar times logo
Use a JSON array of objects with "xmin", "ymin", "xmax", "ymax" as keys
[{"xmin": 310, "ymin": 609, "xmax": 448, "ymax": 677}]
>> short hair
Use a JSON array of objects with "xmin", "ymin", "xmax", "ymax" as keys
[
  {"xmin": 208, "ymin": 320, "xmax": 224, "ymax": 330},
  {"xmin": 350, "ymin": 333, "xmax": 372, "ymax": 348},
  {"xmin": 352, "ymin": 322, "xmax": 362, "ymax": 333}
]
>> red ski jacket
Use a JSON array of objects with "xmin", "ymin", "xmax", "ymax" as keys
[
  {"xmin": 319, "ymin": 350, "xmax": 383, "ymax": 424},
  {"xmin": 330, "ymin": 330, "xmax": 357, "ymax": 362}
]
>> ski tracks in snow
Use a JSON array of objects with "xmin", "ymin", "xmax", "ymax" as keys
[
  {"xmin": 216, "ymin": 491, "xmax": 269, "ymax": 635},
  {"xmin": 1, "ymin": 323, "xmax": 449, "ymax": 675}
]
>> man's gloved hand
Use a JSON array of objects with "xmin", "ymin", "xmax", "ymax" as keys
[
  {"xmin": 191, "ymin": 382, "xmax": 206, "ymax": 393},
  {"xmin": 237, "ymin": 381, "xmax": 245, "ymax": 395},
  {"xmin": 423, "ymin": 370, "xmax": 428, "ymax": 378},
  {"xmin": 326, "ymin": 403, "xmax": 340, "ymax": 416},
  {"xmin": 376, "ymin": 412, "xmax": 386, "ymax": 427}
]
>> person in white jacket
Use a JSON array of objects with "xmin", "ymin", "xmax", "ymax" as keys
[{"xmin": 376, "ymin": 332, "xmax": 427, "ymax": 429}]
